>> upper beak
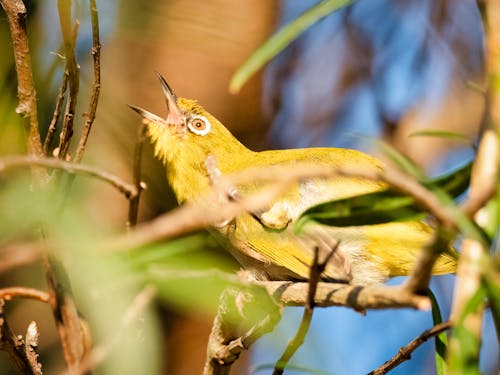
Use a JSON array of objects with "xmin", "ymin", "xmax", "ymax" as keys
[{"xmin": 155, "ymin": 72, "xmax": 183, "ymax": 125}]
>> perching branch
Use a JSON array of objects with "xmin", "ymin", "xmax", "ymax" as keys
[
  {"xmin": 260, "ymin": 281, "xmax": 430, "ymax": 311},
  {"xmin": 0, "ymin": 0, "xmax": 43, "ymax": 157},
  {"xmin": 368, "ymin": 321, "xmax": 452, "ymax": 375}
]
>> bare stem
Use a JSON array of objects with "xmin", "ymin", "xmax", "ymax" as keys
[
  {"xmin": 0, "ymin": 287, "xmax": 49, "ymax": 303},
  {"xmin": 74, "ymin": 0, "xmax": 101, "ymax": 163},
  {"xmin": 44, "ymin": 72, "xmax": 68, "ymax": 155},
  {"xmin": 0, "ymin": 0, "xmax": 43, "ymax": 157},
  {"xmin": 56, "ymin": 0, "xmax": 80, "ymax": 160},
  {"xmin": 0, "ymin": 155, "xmax": 138, "ymax": 199},
  {"xmin": 127, "ymin": 122, "xmax": 147, "ymax": 228}
]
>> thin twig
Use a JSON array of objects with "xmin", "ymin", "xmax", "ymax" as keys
[
  {"xmin": 273, "ymin": 244, "xmax": 337, "ymax": 375},
  {"xmin": 63, "ymin": 285, "xmax": 157, "ymax": 375},
  {"xmin": 0, "ymin": 287, "xmax": 50, "ymax": 303},
  {"xmin": 127, "ymin": 122, "xmax": 148, "ymax": 228},
  {"xmin": 368, "ymin": 321, "xmax": 452, "ymax": 375},
  {"xmin": 0, "ymin": 155, "xmax": 138, "ymax": 199},
  {"xmin": 56, "ymin": 0, "xmax": 80, "ymax": 160},
  {"xmin": 44, "ymin": 71, "xmax": 68, "ymax": 155},
  {"xmin": 0, "ymin": 0, "xmax": 43, "ymax": 157},
  {"xmin": 0, "ymin": 299, "xmax": 40, "ymax": 375},
  {"xmin": 74, "ymin": 0, "xmax": 101, "ymax": 163}
]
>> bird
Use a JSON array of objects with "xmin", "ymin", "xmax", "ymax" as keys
[{"xmin": 129, "ymin": 74, "xmax": 457, "ymax": 285}]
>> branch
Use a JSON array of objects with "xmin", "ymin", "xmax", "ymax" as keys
[
  {"xmin": 0, "ymin": 0, "xmax": 43, "ymax": 157},
  {"xmin": 56, "ymin": 0, "xmax": 80, "ymax": 160},
  {"xmin": 74, "ymin": 0, "xmax": 101, "ymax": 163},
  {"xmin": 44, "ymin": 71, "xmax": 68, "ymax": 155},
  {"xmin": 368, "ymin": 321, "xmax": 452, "ymax": 375},
  {"xmin": 0, "ymin": 299, "xmax": 42, "ymax": 375},
  {"xmin": 260, "ymin": 281, "xmax": 430, "ymax": 311},
  {"xmin": 106, "ymin": 162, "xmax": 460, "ymax": 253},
  {"xmin": 204, "ymin": 288, "xmax": 281, "ymax": 375},
  {"xmin": 0, "ymin": 155, "xmax": 138, "ymax": 199},
  {"xmin": 0, "ymin": 287, "xmax": 49, "ymax": 303}
]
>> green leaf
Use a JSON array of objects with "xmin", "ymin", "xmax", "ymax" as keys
[
  {"xmin": 295, "ymin": 162, "xmax": 472, "ymax": 232},
  {"xmin": 229, "ymin": 0, "xmax": 355, "ymax": 93},
  {"xmin": 422, "ymin": 162, "xmax": 472, "ymax": 198},
  {"xmin": 409, "ymin": 129, "xmax": 473, "ymax": 146},
  {"xmin": 448, "ymin": 286, "xmax": 486, "ymax": 374},
  {"xmin": 428, "ymin": 289, "xmax": 448, "ymax": 375}
]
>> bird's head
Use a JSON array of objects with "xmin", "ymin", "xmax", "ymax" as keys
[
  {"xmin": 129, "ymin": 73, "xmax": 245, "ymax": 168},
  {"xmin": 129, "ymin": 74, "xmax": 249, "ymax": 202}
]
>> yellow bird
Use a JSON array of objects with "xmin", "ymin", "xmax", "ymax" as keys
[{"xmin": 130, "ymin": 74, "xmax": 456, "ymax": 285}]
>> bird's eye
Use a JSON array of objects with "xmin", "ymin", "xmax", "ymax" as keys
[{"xmin": 187, "ymin": 116, "xmax": 211, "ymax": 136}]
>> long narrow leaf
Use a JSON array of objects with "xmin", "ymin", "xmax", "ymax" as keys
[
  {"xmin": 428, "ymin": 289, "xmax": 448, "ymax": 375},
  {"xmin": 229, "ymin": 0, "xmax": 355, "ymax": 93},
  {"xmin": 295, "ymin": 162, "xmax": 472, "ymax": 232},
  {"xmin": 409, "ymin": 129, "xmax": 473, "ymax": 146}
]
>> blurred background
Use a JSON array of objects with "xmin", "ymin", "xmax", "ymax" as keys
[{"xmin": 0, "ymin": 0, "xmax": 497, "ymax": 374}]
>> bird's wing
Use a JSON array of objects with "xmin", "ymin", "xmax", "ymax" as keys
[{"xmin": 241, "ymin": 147, "xmax": 387, "ymax": 228}]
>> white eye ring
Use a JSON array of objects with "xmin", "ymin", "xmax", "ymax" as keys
[{"xmin": 187, "ymin": 116, "xmax": 211, "ymax": 136}]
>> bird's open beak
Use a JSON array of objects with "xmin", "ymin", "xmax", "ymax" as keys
[{"xmin": 129, "ymin": 73, "xmax": 185, "ymax": 133}]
